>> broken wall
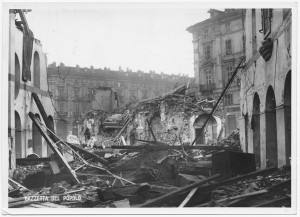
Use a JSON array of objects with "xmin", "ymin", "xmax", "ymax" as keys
[
  {"xmin": 8, "ymin": 11, "xmax": 55, "ymax": 177},
  {"xmin": 129, "ymin": 101, "xmax": 224, "ymax": 146}
]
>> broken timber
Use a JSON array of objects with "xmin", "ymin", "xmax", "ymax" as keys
[
  {"xmin": 197, "ymin": 189, "xmax": 269, "ymax": 207},
  {"xmin": 188, "ymin": 167, "xmax": 277, "ymax": 196},
  {"xmin": 29, "ymin": 112, "xmax": 80, "ymax": 184},
  {"xmin": 137, "ymin": 174, "xmax": 221, "ymax": 207},
  {"xmin": 111, "ymin": 144, "xmax": 238, "ymax": 151},
  {"xmin": 32, "ymin": 92, "xmax": 56, "ymax": 142},
  {"xmin": 191, "ymin": 59, "xmax": 244, "ymax": 146},
  {"xmin": 66, "ymin": 142, "xmax": 109, "ymax": 166},
  {"xmin": 146, "ymin": 118, "xmax": 157, "ymax": 143},
  {"xmin": 32, "ymin": 93, "xmax": 108, "ymax": 166}
]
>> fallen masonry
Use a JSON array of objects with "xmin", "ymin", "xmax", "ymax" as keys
[{"xmin": 9, "ymin": 85, "xmax": 291, "ymax": 208}]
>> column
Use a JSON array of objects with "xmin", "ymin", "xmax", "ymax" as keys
[
  {"xmin": 260, "ymin": 113, "xmax": 266, "ymax": 168},
  {"xmin": 276, "ymin": 107, "xmax": 286, "ymax": 167}
]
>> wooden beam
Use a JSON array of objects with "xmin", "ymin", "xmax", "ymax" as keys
[
  {"xmin": 194, "ymin": 167, "xmax": 278, "ymax": 194},
  {"xmin": 253, "ymin": 196, "xmax": 290, "ymax": 207},
  {"xmin": 32, "ymin": 92, "xmax": 56, "ymax": 142},
  {"xmin": 191, "ymin": 59, "xmax": 243, "ymax": 146},
  {"xmin": 197, "ymin": 189, "xmax": 268, "ymax": 207},
  {"xmin": 137, "ymin": 174, "xmax": 221, "ymax": 207},
  {"xmin": 113, "ymin": 118, "xmax": 131, "ymax": 142},
  {"xmin": 29, "ymin": 112, "xmax": 80, "ymax": 184},
  {"xmin": 66, "ymin": 142, "xmax": 109, "ymax": 166},
  {"xmin": 146, "ymin": 118, "xmax": 157, "ymax": 143},
  {"xmin": 111, "ymin": 144, "xmax": 238, "ymax": 151},
  {"xmin": 178, "ymin": 187, "xmax": 198, "ymax": 207}
]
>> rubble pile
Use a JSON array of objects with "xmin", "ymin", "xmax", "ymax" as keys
[
  {"xmin": 217, "ymin": 129, "xmax": 241, "ymax": 149},
  {"xmin": 9, "ymin": 85, "xmax": 291, "ymax": 209}
]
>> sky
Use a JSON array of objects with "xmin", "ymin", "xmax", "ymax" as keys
[{"xmin": 23, "ymin": 3, "xmax": 212, "ymax": 77}]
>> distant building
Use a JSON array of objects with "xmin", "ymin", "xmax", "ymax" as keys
[
  {"xmin": 187, "ymin": 9, "xmax": 245, "ymax": 137},
  {"xmin": 47, "ymin": 65, "xmax": 192, "ymax": 139},
  {"xmin": 240, "ymin": 9, "xmax": 291, "ymax": 168},
  {"xmin": 8, "ymin": 10, "xmax": 55, "ymax": 176}
]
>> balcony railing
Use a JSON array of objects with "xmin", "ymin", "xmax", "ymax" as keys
[{"xmin": 200, "ymin": 83, "xmax": 215, "ymax": 91}]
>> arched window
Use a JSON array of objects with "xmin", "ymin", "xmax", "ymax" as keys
[
  {"xmin": 33, "ymin": 51, "xmax": 40, "ymax": 88},
  {"xmin": 252, "ymin": 93, "xmax": 261, "ymax": 168},
  {"xmin": 265, "ymin": 86, "xmax": 278, "ymax": 167},
  {"xmin": 194, "ymin": 114, "xmax": 217, "ymax": 145},
  {"xmin": 15, "ymin": 111, "xmax": 22, "ymax": 158},
  {"xmin": 15, "ymin": 54, "xmax": 20, "ymax": 99},
  {"xmin": 32, "ymin": 114, "xmax": 43, "ymax": 157}
]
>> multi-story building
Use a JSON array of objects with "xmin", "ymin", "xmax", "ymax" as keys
[
  {"xmin": 47, "ymin": 64, "xmax": 191, "ymax": 139},
  {"xmin": 8, "ymin": 10, "xmax": 55, "ymax": 176},
  {"xmin": 240, "ymin": 9, "xmax": 291, "ymax": 169},
  {"xmin": 187, "ymin": 9, "xmax": 245, "ymax": 137}
]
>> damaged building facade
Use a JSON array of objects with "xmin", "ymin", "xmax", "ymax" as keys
[
  {"xmin": 187, "ymin": 9, "xmax": 245, "ymax": 136},
  {"xmin": 8, "ymin": 10, "xmax": 55, "ymax": 176},
  {"xmin": 47, "ymin": 65, "xmax": 191, "ymax": 140},
  {"xmin": 125, "ymin": 86, "xmax": 224, "ymax": 147},
  {"xmin": 240, "ymin": 9, "xmax": 291, "ymax": 168}
]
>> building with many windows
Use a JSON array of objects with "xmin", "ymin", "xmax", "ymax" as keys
[
  {"xmin": 47, "ymin": 64, "xmax": 191, "ymax": 139},
  {"xmin": 240, "ymin": 9, "xmax": 291, "ymax": 169},
  {"xmin": 187, "ymin": 9, "xmax": 245, "ymax": 136}
]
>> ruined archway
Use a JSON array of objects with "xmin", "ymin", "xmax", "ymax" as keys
[
  {"xmin": 56, "ymin": 119, "xmax": 68, "ymax": 140},
  {"xmin": 251, "ymin": 93, "xmax": 261, "ymax": 168},
  {"xmin": 33, "ymin": 51, "xmax": 40, "ymax": 89},
  {"xmin": 15, "ymin": 111, "xmax": 22, "ymax": 158},
  {"xmin": 265, "ymin": 86, "xmax": 278, "ymax": 167},
  {"xmin": 194, "ymin": 114, "xmax": 217, "ymax": 145},
  {"xmin": 284, "ymin": 71, "xmax": 291, "ymax": 165},
  {"xmin": 15, "ymin": 54, "xmax": 20, "ymax": 99},
  {"xmin": 32, "ymin": 114, "xmax": 42, "ymax": 157}
]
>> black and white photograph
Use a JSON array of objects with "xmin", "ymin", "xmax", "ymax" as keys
[{"xmin": 1, "ymin": 1, "xmax": 298, "ymax": 215}]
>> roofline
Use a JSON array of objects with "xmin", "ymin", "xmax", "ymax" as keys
[{"xmin": 186, "ymin": 11, "xmax": 244, "ymax": 33}]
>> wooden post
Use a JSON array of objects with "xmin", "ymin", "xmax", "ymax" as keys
[
  {"xmin": 32, "ymin": 92, "xmax": 57, "ymax": 142},
  {"xmin": 137, "ymin": 174, "xmax": 221, "ymax": 207},
  {"xmin": 29, "ymin": 112, "xmax": 80, "ymax": 184},
  {"xmin": 146, "ymin": 118, "xmax": 157, "ymax": 143}
]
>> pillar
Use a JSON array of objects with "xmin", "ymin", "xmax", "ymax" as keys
[
  {"xmin": 260, "ymin": 113, "xmax": 266, "ymax": 168},
  {"xmin": 276, "ymin": 106, "xmax": 286, "ymax": 167}
]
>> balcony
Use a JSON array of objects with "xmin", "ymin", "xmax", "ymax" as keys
[{"xmin": 200, "ymin": 83, "xmax": 216, "ymax": 91}]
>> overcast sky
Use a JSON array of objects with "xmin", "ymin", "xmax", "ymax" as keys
[{"xmin": 23, "ymin": 3, "xmax": 212, "ymax": 77}]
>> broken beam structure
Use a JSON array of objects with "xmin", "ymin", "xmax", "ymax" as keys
[
  {"xmin": 111, "ymin": 144, "xmax": 238, "ymax": 151},
  {"xmin": 32, "ymin": 93, "xmax": 57, "ymax": 142},
  {"xmin": 29, "ymin": 112, "xmax": 80, "ymax": 184},
  {"xmin": 191, "ymin": 59, "xmax": 244, "ymax": 146},
  {"xmin": 137, "ymin": 174, "xmax": 221, "ymax": 207},
  {"xmin": 186, "ymin": 166, "xmax": 278, "ymax": 202},
  {"xmin": 32, "ymin": 92, "xmax": 108, "ymax": 166},
  {"xmin": 197, "ymin": 189, "xmax": 269, "ymax": 207},
  {"xmin": 65, "ymin": 142, "xmax": 109, "ymax": 166}
]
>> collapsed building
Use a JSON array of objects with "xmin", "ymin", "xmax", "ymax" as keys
[
  {"xmin": 7, "ymin": 8, "xmax": 292, "ymax": 210},
  {"xmin": 79, "ymin": 85, "xmax": 225, "ymax": 149},
  {"xmin": 8, "ymin": 10, "xmax": 55, "ymax": 177}
]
